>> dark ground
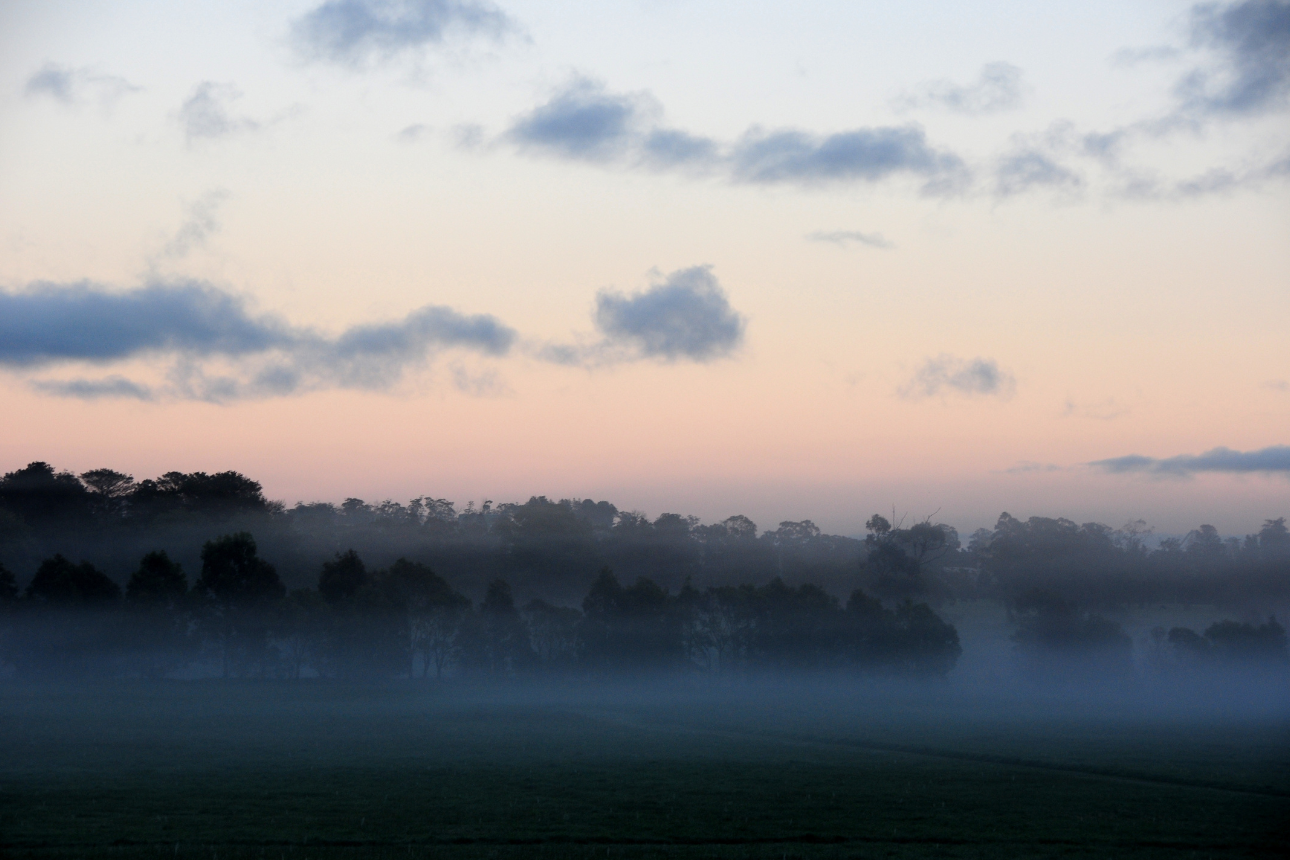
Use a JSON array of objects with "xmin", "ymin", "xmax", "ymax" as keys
[{"xmin": 1, "ymin": 678, "xmax": 1287, "ymax": 859}]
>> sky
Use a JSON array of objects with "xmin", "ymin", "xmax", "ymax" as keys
[{"xmin": 1, "ymin": 0, "xmax": 1287, "ymax": 536}]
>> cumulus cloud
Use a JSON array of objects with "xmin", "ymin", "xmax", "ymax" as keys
[
  {"xmin": 901, "ymin": 355, "xmax": 1016, "ymax": 399},
  {"xmin": 501, "ymin": 79, "xmax": 967, "ymax": 194},
  {"xmin": 1090, "ymin": 445, "xmax": 1290, "ymax": 476},
  {"xmin": 3, "ymin": 280, "xmax": 515, "ymax": 402},
  {"xmin": 178, "ymin": 83, "xmax": 261, "ymax": 143},
  {"xmin": 593, "ymin": 266, "xmax": 746, "ymax": 362},
  {"xmin": 896, "ymin": 62, "xmax": 1026, "ymax": 114},
  {"xmin": 24, "ymin": 62, "xmax": 138, "ymax": 105},
  {"xmin": 805, "ymin": 230, "xmax": 893, "ymax": 249},
  {"xmin": 1181, "ymin": 0, "xmax": 1290, "ymax": 116},
  {"xmin": 291, "ymin": 0, "xmax": 513, "ymax": 66},
  {"xmin": 507, "ymin": 79, "xmax": 653, "ymax": 162}
]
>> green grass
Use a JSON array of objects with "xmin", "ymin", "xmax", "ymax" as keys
[{"xmin": 1, "ymin": 680, "xmax": 1286, "ymax": 859}]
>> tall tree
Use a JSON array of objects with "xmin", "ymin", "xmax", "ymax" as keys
[{"xmin": 195, "ymin": 533, "xmax": 284, "ymax": 677}]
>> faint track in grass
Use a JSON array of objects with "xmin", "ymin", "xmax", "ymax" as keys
[{"xmin": 568, "ymin": 707, "xmax": 1290, "ymax": 799}]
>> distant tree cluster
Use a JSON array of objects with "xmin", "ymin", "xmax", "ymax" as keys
[
  {"xmin": 0, "ymin": 536, "xmax": 960, "ymax": 680},
  {"xmin": 1, "ymin": 461, "xmax": 1288, "ymax": 682}
]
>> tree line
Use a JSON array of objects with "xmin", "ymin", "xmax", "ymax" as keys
[
  {"xmin": 0, "ymin": 534, "xmax": 961, "ymax": 680},
  {"xmin": 1, "ymin": 460, "xmax": 1287, "ymax": 681}
]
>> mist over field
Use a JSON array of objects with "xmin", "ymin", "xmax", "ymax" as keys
[{"xmin": 4, "ymin": 0, "xmax": 1290, "ymax": 854}]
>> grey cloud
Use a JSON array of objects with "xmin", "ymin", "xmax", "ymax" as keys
[
  {"xmin": 4, "ymin": 280, "xmax": 516, "ymax": 402},
  {"xmin": 641, "ymin": 129, "xmax": 721, "ymax": 168},
  {"xmin": 593, "ymin": 266, "xmax": 745, "ymax": 362},
  {"xmin": 24, "ymin": 62, "xmax": 138, "ymax": 105},
  {"xmin": 729, "ymin": 126, "xmax": 968, "ymax": 194},
  {"xmin": 160, "ymin": 190, "xmax": 229, "ymax": 259},
  {"xmin": 0, "ymin": 281, "xmax": 291, "ymax": 366},
  {"xmin": 395, "ymin": 123, "xmax": 430, "ymax": 142},
  {"xmin": 1002, "ymin": 461, "xmax": 1063, "ymax": 474},
  {"xmin": 805, "ymin": 230, "xmax": 893, "ymax": 249},
  {"xmin": 507, "ymin": 79, "xmax": 651, "ymax": 162},
  {"xmin": 502, "ymin": 81, "xmax": 968, "ymax": 195},
  {"xmin": 902, "ymin": 355, "xmax": 1016, "ymax": 399},
  {"xmin": 995, "ymin": 149, "xmax": 1084, "ymax": 197},
  {"xmin": 178, "ymin": 83, "xmax": 260, "ymax": 143},
  {"xmin": 1183, "ymin": 0, "xmax": 1290, "ymax": 115},
  {"xmin": 30, "ymin": 376, "xmax": 156, "ymax": 401},
  {"xmin": 292, "ymin": 0, "xmax": 513, "ymax": 65},
  {"xmin": 1090, "ymin": 445, "xmax": 1290, "ymax": 475},
  {"xmin": 896, "ymin": 62, "xmax": 1025, "ymax": 114},
  {"xmin": 1264, "ymin": 379, "xmax": 1290, "ymax": 391}
]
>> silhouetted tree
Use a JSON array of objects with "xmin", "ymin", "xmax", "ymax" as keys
[
  {"xmin": 195, "ymin": 533, "xmax": 284, "ymax": 677},
  {"xmin": 1010, "ymin": 590, "xmax": 1131, "ymax": 681},
  {"xmin": 124, "ymin": 551, "xmax": 190, "ymax": 678},
  {"xmin": 26, "ymin": 555, "xmax": 121, "ymax": 606}
]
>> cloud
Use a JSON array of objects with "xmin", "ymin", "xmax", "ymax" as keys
[
  {"xmin": 3, "ymin": 280, "xmax": 515, "ymax": 402},
  {"xmin": 24, "ymin": 62, "xmax": 138, "ymax": 105},
  {"xmin": 501, "ymin": 79, "xmax": 967, "ymax": 194},
  {"xmin": 395, "ymin": 123, "xmax": 430, "ymax": 142},
  {"xmin": 805, "ymin": 230, "xmax": 894, "ymax": 249},
  {"xmin": 901, "ymin": 355, "xmax": 1016, "ymax": 399},
  {"xmin": 1181, "ymin": 0, "xmax": 1290, "ymax": 116},
  {"xmin": 1062, "ymin": 397, "xmax": 1131, "ymax": 421},
  {"xmin": 178, "ymin": 83, "xmax": 260, "ymax": 143},
  {"xmin": 1002, "ymin": 461, "xmax": 1063, "ymax": 475},
  {"xmin": 29, "ymin": 376, "xmax": 156, "ymax": 401},
  {"xmin": 159, "ymin": 190, "xmax": 229, "ymax": 259},
  {"xmin": 291, "ymin": 0, "xmax": 513, "ymax": 66},
  {"xmin": 994, "ymin": 149, "xmax": 1084, "ymax": 197},
  {"xmin": 1264, "ymin": 379, "xmax": 1290, "ymax": 391},
  {"xmin": 896, "ymin": 62, "xmax": 1026, "ymax": 114},
  {"xmin": 593, "ymin": 266, "xmax": 745, "ymax": 362},
  {"xmin": 1090, "ymin": 445, "xmax": 1290, "ymax": 475},
  {"xmin": 0, "ymin": 281, "xmax": 292, "ymax": 366},
  {"xmin": 729, "ymin": 126, "xmax": 968, "ymax": 194},
  {"xmin": 507, "ymin": 79, "xmax": 652, "ymax": 162}
]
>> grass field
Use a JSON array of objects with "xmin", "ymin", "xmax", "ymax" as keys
[{"xmin": 1, "ymin": 679, "xmax": 1287, "ymax": 859}]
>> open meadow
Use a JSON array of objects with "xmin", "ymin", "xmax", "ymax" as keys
[{"xmin": 1, "ymin": 678, "xmax": 1286, "ymax": 859}]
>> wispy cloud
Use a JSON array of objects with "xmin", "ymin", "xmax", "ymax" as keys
[
  {"xmin": 1090, "ymin": 445, "xmax": 1290, "ymax": 476},
  {"xmin": 901, "ymin": 355, "xmax": 1016, "ymax": 399},
  {"xmin": 177, "ymin": 83, "xmax": 261, "ymax": 144},
  {"xmin": 1001, "ymin": 461, "xmax": 1064, "ymax": 475},
  {"xmin": 24, "ymin": 62, "xmax": 138, "ymax": 106},
  {"xmin": 291, "ymin": 0, "xmax": 514, "ymax": 66},
  {"xmin": 1062, "ymin": 397, "xmax": 1131, "ymax": 421},
  {"xmin": 1264, "ymin": 379, "xmax": 1290, "ymax": 392},
  {"xmin": 805, "ymin": 230, "xmax": 894, "ymax": 249},
  {"xmin": 994, "ymin": 148, "xmax": 1084, "ymax": 198},
  {"xmin": 895, "ymin": 62, "xmax": 1026, "ymax": 115},
  {"xmin": 158, "ymin": 190, "xmax": 229, "ymax": 260}
]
